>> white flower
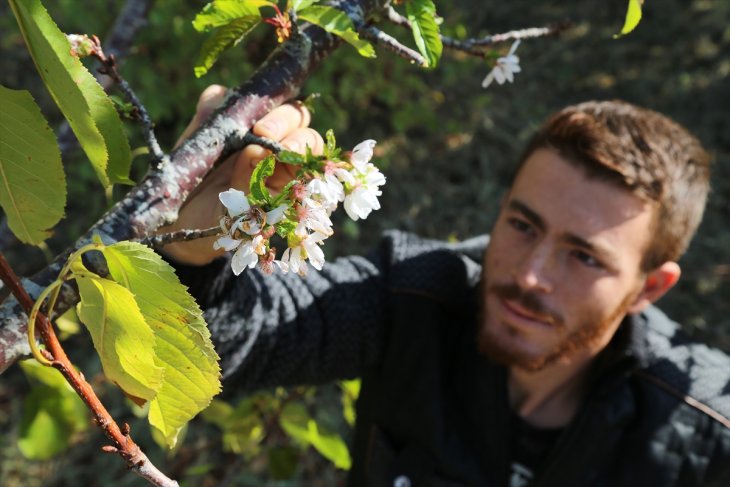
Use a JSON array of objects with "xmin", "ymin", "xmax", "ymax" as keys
[
  {"xmin": 482, "ymin": 40, "xmax": 521, "ymax": 89},
  {"xmin": 219, "ymin": 234, "xmax": 266, "ymax": 276},
  {"xmin": 350, "ymin": 139, "xmax": 376, "ymax": 172},
  {"xmin": 298, "ymin": 197, "xmax": 334, "ymax": 235},
  {"xmin": 342, "ymin": 141, "xmax": 386, "ymax": 221},
  {"xmin": 281, "ymin": 231, "xmax": 328, "ymax": 276},
  {"xmin": 219, "ymin": 189, "xmax": 250, "ymax": 217},
  {"xmin": 281, "ymin": 246, "xmax": 307, "ymax": 276},
  {"xmin": 344, "ymin": 185, "xmax": 382, "ymax": 221},
  {"xmin": 306, "ymin": 175, "xmax": 343, "ymax": 213}
]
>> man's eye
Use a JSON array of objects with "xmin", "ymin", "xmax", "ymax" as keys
[
  {"xmin": 571, "ymin": 250, "xmax": 602, "ymax": 268},
  {"xmin": 508, "ymin": 218, "xmax": 532, "ymax": 234}
]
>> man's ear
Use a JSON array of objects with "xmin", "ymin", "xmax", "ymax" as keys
[{"xmin": 628, "ymin": 261, "xmax": 681, "ymax": 313}]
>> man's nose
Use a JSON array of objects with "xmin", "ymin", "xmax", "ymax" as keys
[{"xmin": 513, "ymin": 245, "xmax": 554, "ymax": 293}]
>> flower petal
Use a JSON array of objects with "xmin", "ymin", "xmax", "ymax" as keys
[
  {"xmin": 266, "ymin": 204, "xmax": 288, "ymax": 225},
  {"xmin": 351, "ymin": 140, "xmax": 376, "ymax": 170},
  {"xmin": 213, "ymin": 235, "xmax": 242, "ymax": 251},
  {"xmin": 219, "ymin": 189, "xmax": 250, "ymax": 217}
]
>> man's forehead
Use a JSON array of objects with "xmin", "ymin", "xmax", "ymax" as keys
[{"xmin": 507, "ymin": 149, "xmax": 656, "ymax": 254}]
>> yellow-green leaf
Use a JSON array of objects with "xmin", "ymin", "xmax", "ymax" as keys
[
  {"xmin": 279, "ymin": 402, "xmax": 351, "ymax": 469},
  {"xmin": 8, "ymin": 0, "xmax": 132, "ymax": 187},
  {"xmin": 297, "ymin": 6, "xmax": 376, "ymax": 58},
  {"xmin": 76, "ymin": 276, "xmax": 164, "ymax": 403},
  {"xmin": 0, "ymin": 86, "xmax": 65, "ymax": 245},
  {"xmin": 192, "ymin": 0, "xmax": 273, "ymax": 32},
  {"xmin": 194, "ymin": 16, "xmax": 261, "ymax": 77},
  {"xmin": 101, "ymin": 241, "xmax": 221, "ymax": 448},
  {"xmin": 614, "ymin": 0, "xmax": 643, "ymax": 38},
  {"xmin": 406, "ymin": 0, "xmax": 443, "ymax": 68}
]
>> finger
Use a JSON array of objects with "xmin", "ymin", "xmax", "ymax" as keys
[
  {"xmin": 230, "ymin": 128, "xmax": 324, "ymax": 192},
  {"xmin": 175, "ymin": 84, "xmax": 228, "ymax": 148},
  {"xmin": 279, "ymin": 127, "xmax": 324, "ymax": 156},
  {"xmin": 266, "ymin": 128, "xmax": 324, "ymax": 190},
  {"xmin": 253, "ymin": 102, "xmax": 311, "ymax": 141}
]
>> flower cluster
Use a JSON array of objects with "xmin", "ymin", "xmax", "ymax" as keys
[
  {"xmin": 482, "ymin": 40, "xmax": 521, "ymax": 89},
  {"xmin": 214, "ymin": 139, "xmax": 386, "ymax": 276}
]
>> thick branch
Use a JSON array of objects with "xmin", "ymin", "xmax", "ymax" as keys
[
  {"xmin": 1, "ymin": 0, "xmax": 389, "ymax": 373},
  {"xmin": 0, "ymin": 253, "xmax": 177, "ymax": 486}
]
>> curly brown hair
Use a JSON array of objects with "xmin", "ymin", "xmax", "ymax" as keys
[{"xmin": 518, "ymin": 100, "xmax": 711, "ymax": 271}]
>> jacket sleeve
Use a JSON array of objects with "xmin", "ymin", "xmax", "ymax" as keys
[{"xmin": 168, "ymin": 241, "xmax": 391, "ymax": 393}]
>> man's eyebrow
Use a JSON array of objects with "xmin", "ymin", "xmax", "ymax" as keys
[
  {"xmin": 508, "ymin": 198, "xmax": 618, "ymax": 265},
  {"xmin": 507, "ymin": 199, "xmax": 546, "ymax": 232}
]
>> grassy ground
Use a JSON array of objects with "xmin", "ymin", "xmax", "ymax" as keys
[{"xmin": 1, "ymin": 0, "xmax": 729, "ymax": 485}]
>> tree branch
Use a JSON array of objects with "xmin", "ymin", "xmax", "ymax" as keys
[
  {"xmin": 1, "ymin": 0, "xmax": 388, "ymax": 373},
  {"xmin": 86, "ymin": 35, "xmax": 165, "ymax": 163},
  {"xmin": 359, "ymin": 25, "xmax": 427, "ymax": 66},
  {"xmin": 139, "ymin": 226, "xmax": 221, "ymax": 249},
  {"xmin": 0, "ymin": 253, "xmax": 178, "ymax": 487},
  {"xmin": 386, "ymin": 6, "xmax": 570, "ymax": 59}
]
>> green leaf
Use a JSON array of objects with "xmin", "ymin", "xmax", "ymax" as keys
[
  {"xmin": 614, "ymin": 0, "xmax": 643, "ymax": 38},
  {"xmin": 340, "ymin": 378, "xmax": 360, "ymax": 427},
  {"xmin": 276, "ymin": 150, "xmax": 306, "ymax": 165},
  {"xmin": 194, "ymin": 16, "xmax": 261, "ymax": 77},
  {"xmin": 279, "ymin": 402, "xmax": 312, "ymax": 446},
  {"xmin": 8, "ymin": 0, "xmax": 132, "ymax": 187},
  {"xmin": 0, "ymin": 86, "xmax": 65, "ymax": 245},
  {"xmin": 406, "ymin": 0, "xmax": 443, "ymax": 68},
  {"xmin": 192, "ymin": 0, "xmax": 272, "ymax": 32},
  {"xmin": 307, "ymin": 419, "xmax": 351, "ymax": 469},
  {"xmin": 275, "ymin": 219, "xmax": 297, "ymax": 239},
  {"xmin": 270, "ymin": 179, "xmax": 297, "ymax": 208},
  {"xmin": 297, "ymin": 6, "xmax": 376, "ymax": 58},
  {"xmin": 76, "ymin": 276, "xmax": 164, "ymax": 404},
  {"xmin": 250, "ymin": 155, "xmax": 275, "ymax": 204},
  {"xmin": 324, "ymin": 129, "xmax": 337, "ymax": 158},
  {"xmin": 291, "ymin": 0, "xmax": 318, "ymax": 12},
  {"xmin": 279, "ymin": 403, "xmax": 351, "ymax": 469},
  {"xmin": 17, "ymin": 361, "xmax": 88, "ymax": 461},
  {"xmin": 100, "ymin": 241, "xmax": 221, "ymax": 448}
]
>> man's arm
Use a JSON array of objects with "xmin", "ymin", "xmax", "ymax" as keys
[{"xmin": 173, "ymin": 247, "xmax": 390, "ymax": 392}]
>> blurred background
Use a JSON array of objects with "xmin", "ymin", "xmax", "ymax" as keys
[{"xmin": 1, "ymin": 0, "xmax": 729, "ymax": 485}]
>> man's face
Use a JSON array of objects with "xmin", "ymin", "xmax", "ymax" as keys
[{"xmin": 479, "ymin": 148, "xmax": 655, "ymax": 371}]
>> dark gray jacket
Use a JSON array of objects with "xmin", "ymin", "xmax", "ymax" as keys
[{"xmin": 176, "ymin": 231, "xmax": 730, "ymax": 486}]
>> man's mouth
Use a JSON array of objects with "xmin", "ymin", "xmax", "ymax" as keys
[{"xmin": 499, "ymin": 297, "xmax": 554, "ymax": 328}]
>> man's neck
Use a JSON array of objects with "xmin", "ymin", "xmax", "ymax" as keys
[{"xmin": 508, "ymin": 352, "xmax": 596, "ymax": 429}]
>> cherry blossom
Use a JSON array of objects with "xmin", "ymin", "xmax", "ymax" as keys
[{"xmin": 482, "ymin": 40, "xmax": 521, "ymax": 88}]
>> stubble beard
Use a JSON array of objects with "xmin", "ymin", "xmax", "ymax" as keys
[{"xmin": 476, "ymin": 280, "xmax": 637, "ymax": 372}]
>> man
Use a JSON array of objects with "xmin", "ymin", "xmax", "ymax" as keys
[{"xmin": 162, "ymin": 85, "xmax": 730, "ymax": 486}]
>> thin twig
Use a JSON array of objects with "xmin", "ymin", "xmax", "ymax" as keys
[
  {"xmin": 442, "ymin": 23, "xmax": 571, "ymax": 56},
  {"xmin": 387, "ymin": 6, "xmax": 570, "ymax": 58},
  {"xmin": 242, "ymin": 132, "xmax": 286, "ymax": 154},
  {"xmin": 85, "ymin": 35, "xmax": 166, "ymax": 163},
  {"xmin": 0, "ymin": 252, "xmax": 178, "ymax": 487},
  {"xmin": 57, "ymin": 0, "xmax": 154, "ymax": 156},
  {"xmin": 139, "ymin": 226, "xmax": 221, "ymax": 248},
  {"xmin": 359, "ymin": 25, "xmax": 427, "ymax": 66}
]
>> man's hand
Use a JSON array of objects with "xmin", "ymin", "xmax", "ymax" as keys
[{"xmin": 159, "ymin": 85, "xmax": 324, "ymax": 265}]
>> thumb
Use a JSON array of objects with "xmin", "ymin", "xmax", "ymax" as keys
[{"xmin": 174, "ymin": 84, "xmax": 228, "ymax": 149}]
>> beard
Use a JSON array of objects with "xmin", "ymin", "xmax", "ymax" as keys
[{"xmin": 476, "ymin": 280, "xmax": 637, "ymax": 372}]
